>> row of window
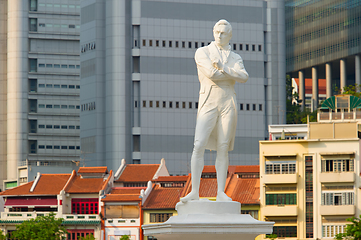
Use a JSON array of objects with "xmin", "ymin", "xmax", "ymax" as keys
[
  {"xmin": 30, "ymin": 0, "xmax": 81, "ymax": 11},
  {"xmin": 323, "ymin": 225, "xmax": 347, "ymax": 238},
  {"xmin": 137, "ymin": 100, "xmax": 263, "ymax": 111},
  {"xmin": 287, "ymin": 16, "xmax": 361, "ymax": 47},
  {"xmin": 265, "ymin": 191, "xmax": 355, "ymax": 206},
  {"xmin": 287, "ymin": 37, "xmax": 361, "ymax": 65},
  {"xmin": 321, "ymin": 159, "xmax": 354, "ymax": 173},
  {"xmin": 81, "ymin": 102, "xmax": 96, "ymax": 112},
  {"xmin": 321, "ymin": 192, "xmax": 354, "ymax": 206},
  {"xmin": 149, "ymin": 213, "xmax": 173, "ymax": 223},
  {"xmin": 265, "ymin": 193, "xmax": 297, "ymax": 205},
  {"xmin": 38, "ymin": 84, "xmax": 80, "ymax": 89},
  {"xmin": 38, "ymin": 145, "xmax": 80, "ymax": 150},
  {"xmin": 38, "ymin": 63, "xmax": 80, "ymax": 69},
  {"xmin": 138, "ymin": 39, "xmax": 263, "ymax": 52},
  {"xmin": 38, "ymin": 23, "xmax": 80, "ymax": 29},
  {"xmin": 265, "ymin": 162, "xmax": 296, "ymax": 174},
  {"xmin": 38, "ymin": 104, "xmax": 80, "ymax": 110},
  {"xmin": 38, "ymin": 124, "xmax": 80, "ymax": 130}
]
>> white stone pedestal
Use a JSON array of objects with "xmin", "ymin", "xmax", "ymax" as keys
[{"xmin": 142, "ymin": 199, "xmax": 274, "ymax": 240}]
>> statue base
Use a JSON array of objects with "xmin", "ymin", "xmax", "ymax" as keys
[{"xmin": 142, "ymin": 199, "xmax": 274, "ymax": 240}]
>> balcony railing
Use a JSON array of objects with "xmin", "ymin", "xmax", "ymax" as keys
[
  {"xmin": 1, "ymin": 212, "xmax": 100, "ymax": 221},
  {"xmin": 318, "ymin": 110, "xmax": 361, "ymax": 122}
]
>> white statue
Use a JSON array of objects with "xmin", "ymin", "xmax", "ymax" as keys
[{"xmin": 181, "ymin": 19, "xmax": 249, "ymax": 202}]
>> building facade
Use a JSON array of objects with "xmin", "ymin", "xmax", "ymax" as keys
[
  {"xmin": 260, "ymin": 96, "xmax": 361, "ymax": 239},
  {"xmin": 80, "ymin": 0, "xmax": 287, "ymax": 174},
  {"xmin": 0, "ymin": 0, "xmax": 82, "ymax": 190},
  {"xmin": 286, "ymin": 0, "xmax": 361, "ymax": 111}
]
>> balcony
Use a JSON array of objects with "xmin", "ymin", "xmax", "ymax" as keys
[
  {"xmin": 262, "ymin": 205, "xmax": 298, "ymax": 217},
  {"xmin": 320, "ymin": 172, "xmax": 355, "ymax": 183},
  {"xmin": 105, "ymin": 218, "xmax": 140, "ymax": 227},
  {"xmin": 0, "ymin": 212, "xmax": 59, "ymax": 220},
  {"xmin": 263, "ymin": 174, "xmax": 298, "ymax": 184},
  {"xmin": 62, "ymin": 214, "xmax": 100, "ymax": 221},
  {"xmin": 320, "ymin": 205, "xmax": 355, "ymax": 215}
]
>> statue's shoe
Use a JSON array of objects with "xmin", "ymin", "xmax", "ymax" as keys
[
  {"xmin": 216, "ymin": 191, "xmax": 232, "ymax": 202},
  {"xmin": 180, "ymin": 191, "xmax": 199, "ymax": 203}
]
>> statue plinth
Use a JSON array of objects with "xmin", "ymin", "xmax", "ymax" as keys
[{"xmin": 142, "ymin": 199, "xmax": 274, "ymax": 240}]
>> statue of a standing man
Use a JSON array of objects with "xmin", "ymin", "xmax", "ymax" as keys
[{"xmin": 181, "ymin": 19, "xmax": 249, "ymax": 202}]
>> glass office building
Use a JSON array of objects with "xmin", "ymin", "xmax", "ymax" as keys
[{"xmin": 286, "ymin": 0, "xmax": 361, "ymax": 110}]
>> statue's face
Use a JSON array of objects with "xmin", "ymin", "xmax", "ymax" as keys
[{"xmin": 213, "ymin": 25, "xmax": 231, "ymax": 47}]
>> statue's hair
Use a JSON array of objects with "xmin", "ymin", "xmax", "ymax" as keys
[{"xmin": 213, "ymin": 19, "xmax": 232, "ymax": 35}]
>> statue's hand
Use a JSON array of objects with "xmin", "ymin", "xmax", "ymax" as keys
[{"xmin": 212, "ymin": 59, "xmax": 223, "ymax": 71}]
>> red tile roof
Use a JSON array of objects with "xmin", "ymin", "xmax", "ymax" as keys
[
  {"xmin": 153, "ymin": 176, "xmax": 188, "ymax": 182},
  {"xmin": 143, "ymin": 185, "xmax": 183, "ymax": 209},
  {"xmin": 294, "ymin": 78, "xmax": 326, "ymax": 95},
  {"xmin": 199, "ymin": 178, "xmax": 218, "ymax": 197},
  {"xmin": 78, "ymin": 166, "xmax": 108, "ymax": 174},
  {"xmin": 65, "ymin": 176, "xmax": 106, "ymax": 193},
  {"xmin": 229, "ymin": 165, "xmax": 259, "ymax": 173},
  {"xmin": 202, "ymin": 165, "xmax": 216, "ymax": 173},
  {"xmin": 0, "ymin": 174, "xmax": 71, "ymax": 196},
  {"xmin": 110, "ymin": 188, "xmax": 146, "ymax": 195},
  {"xmin": 102, "ymin": 194, "xmax": 141, "ymax": 202},
  {"xmin": 115, "ymin": 164, "xmax": 160, "ymax": 183},
  {"xmin": 231, "ymin": 178, "xmax": 260, "ymax": 204}
]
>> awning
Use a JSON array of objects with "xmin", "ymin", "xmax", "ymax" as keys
[{"xmin": 5, "ymin": 197, "xmax": 57, "ymax": 206}]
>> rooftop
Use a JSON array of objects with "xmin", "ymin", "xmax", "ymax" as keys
[{"xmin": 115, "ymin": 164, "xmax": 160, "ymax": 183}]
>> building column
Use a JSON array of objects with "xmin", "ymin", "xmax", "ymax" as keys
[
  {"xmin": 356, "ymin": 54, "xmax": 361, "ymax": 87},
  {"xmin": 312, "ymin": 66, "xmax": 318, "ymax": 112},
  {"xmin": 340, "ymin": 58, "xmax": 347, "ymax": 92},
  {"xmin": 326, "ymin": 63, "xmax": 332, "ymax": 98},
  {"xmin": 298, "ymin": 70, "xmax": 305, "ymax": 111}
]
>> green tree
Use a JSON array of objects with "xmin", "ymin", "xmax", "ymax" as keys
[
  {"xmin": 80, "ymin": 234, "xmax": 96, "ymax": 240},
  {"xmin": 266, "ymin": 233, "xmax": 278, "ymax": 240},
  {"xmin": 336, "ymin": 84, "xmax": 361, "ymax": 98},
  {"xmin": 10, "ymin": 213, "xmax": 67, "ymax": 240},
  {"xmin": 335, "ymin": 215, "xmax": 361, "ymax": 240},
  {"xmin": 286, "ymin": 75, "xmax": 317, "ymax": 124},
  {"xmin": 120, "ymin": 235, "xmax": 130, "ymax": 240},
  {"xmin": 0, "ymin": 230, "xmax": 7, "ymax": 240}
]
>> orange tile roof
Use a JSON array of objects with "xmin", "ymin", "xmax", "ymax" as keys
[
  {"xmin": 115, "ymin": 164, "xmax": 160, "ymax": 183},
  {"xmin": 65, "ymin": 176, "xmax": 105, "ymax": 193},
  {"xmin": 153, "ymin": 176, "xmax": 188, "ymax": 182},
  {"xmin": 199, "ymin": 178, "xmax": 218, "ymax": 197},
  {"xmin": 231, "ymin": 178, "xmax": 260, "ymax": 204},
  {"xmin": 229, "ymin": 165, "xmax": 259, "ymax": 173},
  {"xmin": 0, "ymin": 174, "xmax": 71, "ymax": 196},
  {"xmin": 78, "ymin": 166, "xmax": 108, "ymax": 174},
  {"xmin": 110, "ymin": 188, "xmax": 146, "ymax": 195},
  {"xmin": 143, "ymin": 185, "xmax": 183, "ymax": 209},
  {"xmin": 102, "ymin": 194, "xmax": 141, "ymax": 202},
  {"xmin": 202, "ymin": 166, "xmax": 216, "ymax": 173}
]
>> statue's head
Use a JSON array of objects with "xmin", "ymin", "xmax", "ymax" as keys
[{"xmin": 213, "ymin": 19, "xmax": 232, "ymax": 47}]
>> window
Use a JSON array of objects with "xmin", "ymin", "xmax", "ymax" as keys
[
  {"xmin": 69, "ymin": 65, "xmax": 75, "ymax": 69},
  {"xmin": 252, "ymin": 44, "xmax": 255, "ymax": 51},
  {"xmin": 29, "ymin": 120, "xmax": 37, "ymax": 133},
  {"xmin": 39, "ymin": 84, "xmax": 45, "ymax": 88},
  {"xmin": 29, "ymin": 59, "xmax": 37, "ymax": 72},
  {"xmin": 259, "ymin": 104, "xmax": 262, "ymax": 111},
  {"xmin": 38, "ymin": 124, "xmax": 45, "ymax": 128},
  {"xmin": 149, "ymin": 40, "xmax": 152, "ymax": 46},
  {"xmin": 46, "ymin": 64, "xmax": 52, "ymax": 68},
  {"xmin": 266, "ymin": 194, "xmax": 297, "ymax": 205},
  {"xmin": 61, "ymin": 146, "xmax": 67, "ymax": 149},
  {"xmin": 54, "ymin": 84, "xmax": 60, "ymax": 88},
  {"xmin": 321, "ymin": 192, "xmax": 354, "ymax": 206},
  {"xmin": 233, "ymin": 43, "xmax": 237, "ymax": 50},
  {"xmin": 182, "ymin": 41, "xmax": 185, "ymax": 48},
  {"xmin": 150, "ymin": 213, "xmax": 173, "ymax": 223},
  {"xmin": 46, "ymin": 104, "xmax": 52, "ymax": 108},
  {"xmin": 39, "ymin": 145, "xmax": 45, "ymax": 149},
  {"xmin": 175, "ymin": 41, "xmax": 179, "ymax": 48},
  {"xmin": 189, "ymin": 102, "xmax": 192, "ymax": 109},
  {"xmin": 54, "ymin": 105, "xmax": 60, "ymax": 109},
  {"xmin": 156, "ymin": 101, "xmax": 159, "ymax": 108},
  {"xmin": 176, "ymin": 102, "xmax": 179, "ymax": 108},
  {"xmin": 61, "ymin": 65, "xmax": 67, "ymax": 68},
  {"xmin": 46, "ymin": 84, "xmax": 52, "ymax": 88},
  {"xmin": 29, "ymin": 140, "xmax": 37, "ymax": 154},
  {"xmin": 240, "ymin": 104, "xmax": 243, "ymax": 110},
  {"xmin": 239, "ymin": 44, "xmax": 243, "ymax": 50},
  {"xmin": 46, "ymin": 125, "xmax": 52, "ymax": 129},
  {"xmin": 54, "ymin": 125, "xmax": 60, "ymax": 129},
  {"xmin": 265, "ymin": 162, "xmax": 296, "ymax": 174},
  {"xmin": 182, "ymin": 102, "xmax": 185, "ymax": 108},
  {"xmin": 29, "ymin": 99, "xmax": 37, "ymax": 113},
  {"xmin": 169, "ymin": 41, "xmax": 172, "ymax": 47},
  {"xmin": 61, "ymin": 125, "xmax": 68, "ymax": 129},
  {"xmin": 30, "ymin": 0, "xmax": 37, "ymax": 11},
  {"xmin": 29, "ymin": 18, "xmax": 37, "ymax": 31},
  {"xmin": 69, "ymin": 146, "xmax": 75, "ymax": 149},
  {"xmin": 69, "ymin": 105, "xmax": 75, "ymax": 109},
  {"xmin": 61, "ymin": 105, "xmax": 67, "ymax": 109},
  {"xmin": 272, "ymin": 226, "xmax": 297, "ymax": 238},
  {"xmin": 143, "ymin": 101, "xmax": 146, "ymax": 108},
  {"xmin": 162, "ymin": 40, "xmax": 166, "ymax": 47},
  {"xmin": 258, "ymin": 45, "xmax": 262, "ymax": 51},
  {"xmin": 169, "ymin": 101, "xmax": 172, "ymax": 108},
  {"xmin": 46, "ymin": 145, "xmax": 52, "ymax": 149},
  {"xmin": 69, "ymin": 126, "xmax": 75, "ymax": 129},
  {"xmin": 246, "ymin": 44, "xmax": 249, "ymax": 51},
  {"xmin": 195, "ymin": 42, "xmax": 198, "ymax": 48},
  {"xmin": 72, "ymin": 198, "xmax": 98, "ymax": 214},
  {"xmin": 321, "ymin": 159, "xmax": 354, "ymax": 172},
  {"xmin": 241, "ymin": 210, "xmax": 258, "ymax": 220},
  {"xmin": 143, "ymin": 39, "xmax": 146, "ymax": 46},
  {"xmin": 54, "ymin": 145, "xmax": 60, "ymax": 149},
  {"xmin": 54, "ymin": 64, "xmax": 60, "ymax": 68},
  {"xmin": 188, "ymin": 42, "xmax": 192, "ymax": 48},
  {"xmin": 246, "ymin": 104, "xmax": 250, "ymax": 110},
  {"xmin": 163, "ymin": 101, "xmax": 166, "ymax": 108},
  {"xmin": 149, "ymin": 101, "xmax": 153, "ymax": 108},
  {"xmin": 29, "ymin": 79, "xmax": 37, "ymax": 92},
  {"xmin": 323, "ymin": 225, "xmax": 346, "ymax": 238},
  {"xmin": 156, "ymin": 40, "xmax": 159, "ymax": 47},
  {"xmin": 67, "ymin": 229, "xmax": 94, "ymax": 240},
  {"xmin": 253, "ymin": 104, "xmax": 256, "ymax": 111}
]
